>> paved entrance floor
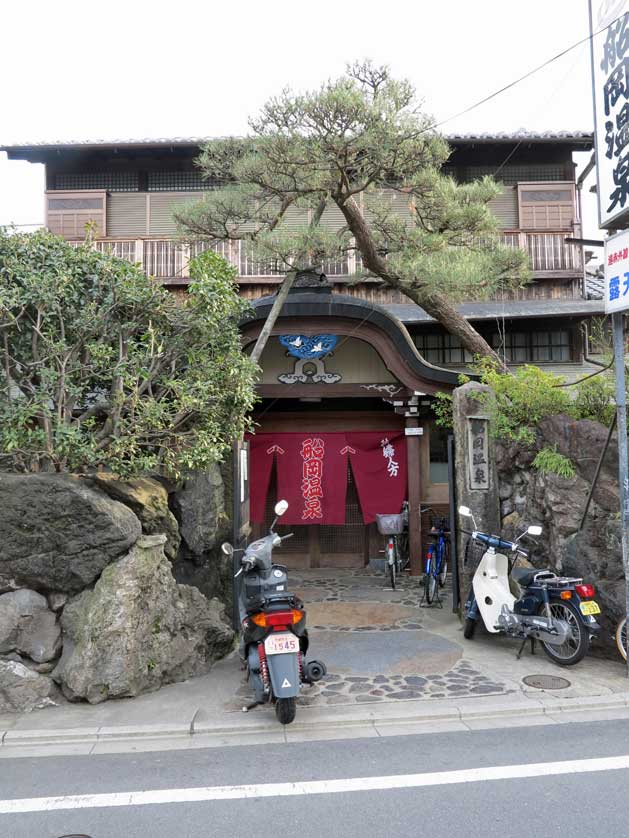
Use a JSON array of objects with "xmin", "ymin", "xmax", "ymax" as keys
[{"xmin": 230, "ymin": 570, "xmax": 506, "ymax": 709}]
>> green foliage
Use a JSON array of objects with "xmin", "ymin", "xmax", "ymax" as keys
[
  {"xmin": 532, "ymin": 446, "xmax": 576, "ymax": 479},
  {"xmin": 572, "ymin": 374, "xmax": 616, "ymax": 426},
  {"xmin": 0, "ymin": 230, "xmax": 257, "ymax": 477},
  {"xmin": 471, "ymin": 359, "xmax": 573, "ymax": 445},
  {"xmin": 433, "ymin": 391, "xmax": 454, "ymax": 429},
  {"xmin": 175, "ymin": 61, "xmax": 530, "ymax": 362}
]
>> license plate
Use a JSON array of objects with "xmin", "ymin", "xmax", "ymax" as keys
[
  {"xmin": 580, "ymin": 600, "xmax": 601, "ymax": 616},
  {"xmin": 264, "ymin": 633, "xmax": 299, "ymax": 655}
]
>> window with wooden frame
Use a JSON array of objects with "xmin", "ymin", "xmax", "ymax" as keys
[
  {"xmin": 46, "ymin": 191, "xmax": 107, "ymax": 239},
  {"xmin": 413, "ymin": 332, "xmax": 473, "ymax": 365},
  {"xmin": 491, "ymin": 329, "xmax": 572, "ymax": 363},
  {"xmin": 517, "ymin": 182, "xmax": 575, "ymax": 230}
]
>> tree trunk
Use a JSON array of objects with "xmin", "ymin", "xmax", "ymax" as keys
[
  {"xmin": 249, "ymin": 271, "xmax": 296, "ymax": 365},
  {"xmin": 337, "ymin": 196, "xmax": 508, "ymax": 371}
]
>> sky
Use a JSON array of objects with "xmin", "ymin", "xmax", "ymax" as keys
[{"xmin": 0, "ymin": 0, "xmax": 605, "ymax": 239}]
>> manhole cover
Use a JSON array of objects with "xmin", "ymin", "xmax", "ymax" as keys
[{"xmin": 522, "ymin": 674, "xmax": 571, "ymax": 690}]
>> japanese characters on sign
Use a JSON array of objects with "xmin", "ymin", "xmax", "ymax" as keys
[
  {"xmin": 467, "ymin": 418, "xmax": 490, "ymax": 491},
  {"xmin": 605, "ymin": 228, "xmax": 629, "ymax": 312},
  {"xmin": 301, "ymin": 437, "xmax": 325, "ymax": 520},
  {"xmin": 589, "ymin": 1, "xmax": 629, "ymax": 228},
  {"xmin": 380, "ymin": 437, "xmax": 400, "ymax": 477}
]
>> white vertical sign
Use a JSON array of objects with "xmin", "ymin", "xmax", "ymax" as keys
[
  {"xmin": 605, "ymin": 228, "xmax": 629, "ymax": 311},
  {"xmin": 589, "ymin": 0, "xmax": 629, "ymax": 228}
]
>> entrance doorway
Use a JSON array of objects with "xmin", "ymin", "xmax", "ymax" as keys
[{"xmin": 262, "ymin": 460, "xmax": 368, "ymax": 569}]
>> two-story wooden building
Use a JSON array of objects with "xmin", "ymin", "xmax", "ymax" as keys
[{"xmin": 1, "ymin": 132, "xmax": 605, "ymax": 573}]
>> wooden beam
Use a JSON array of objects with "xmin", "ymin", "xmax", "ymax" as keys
[{"xmin": 406, "ymin": 417, "xmax": 423, "ymax": 577}]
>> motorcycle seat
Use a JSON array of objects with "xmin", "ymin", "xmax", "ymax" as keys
[{"xmin": 511, "ymin": 567, "xmax": 538, "ymax": 587}]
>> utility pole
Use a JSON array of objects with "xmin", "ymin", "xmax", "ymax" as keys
[{"xmin": 589, "ymin": 0, "xmax": 629, "ymax": 673}]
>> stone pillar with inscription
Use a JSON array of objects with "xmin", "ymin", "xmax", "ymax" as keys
[{"xmin": 453, "ymin": 382, "xmax": 501, "ymax": 615}]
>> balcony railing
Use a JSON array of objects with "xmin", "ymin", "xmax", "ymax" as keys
[
  {"xmin": 500, "ymin": 232, "xmax": 582, "ymax": 273},
  {"xmin": 69, "ymin": 231, "xmax": 582, "ymax": 280}
]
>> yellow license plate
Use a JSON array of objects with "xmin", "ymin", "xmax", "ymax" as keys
[{"xmin": 580, "ymin": 600, "xmax": 601, "ymax": 615}]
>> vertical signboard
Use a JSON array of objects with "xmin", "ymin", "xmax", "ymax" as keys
[
  {"xmin": 604, "ymin": 228, "xmax": 629, "ymax": 310},
  {"xmin": 589, "ymin": 1, "xmax": 629, "ymax": 228},
  {"xmin": 467, "ymin": 418, "xmax": 490, "ymax": 491}
]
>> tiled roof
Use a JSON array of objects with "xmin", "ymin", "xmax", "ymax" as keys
[
  {"xmin": 585, "ymin": 271, "xmax": 605, "ymax": 300},
  {"xmin": 0, "ymin": 130, "xmax": 594, "ymax": 151},
  {"xmin": 387, "ymin": 298, "xmax": 605, "ymax": 323},
  {"xmin": 446, "ymin": 130, "xmax": 593, "ymax": 143}
]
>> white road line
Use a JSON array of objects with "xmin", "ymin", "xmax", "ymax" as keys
[{"xmin": 2, "ymin": 754, "xmax": 629, "ymax": 814}]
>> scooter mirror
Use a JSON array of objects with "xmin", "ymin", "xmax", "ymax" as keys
[
  {"xmin": 458, "ymin": 506, "xmax": 472, "ymax": 517},
  {"xmin": 274, "ymin": 500, "xmax": 289, "ymax": 517},
  {"xmin": 221, "ymin": 542, "xmax": 234, "ymax": 557},
  {"xmin": 527, "ymin": 525, "xmax": 542, "ymax": 536}
]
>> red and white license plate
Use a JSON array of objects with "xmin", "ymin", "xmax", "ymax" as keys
[{"xmin": 264, "ymin": 633, "xmax": 299, "ymax": 655}]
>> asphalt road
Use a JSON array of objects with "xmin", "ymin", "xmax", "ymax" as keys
[{"xmin": 3, "ymin": 718, "xmax": 629, "ymax": 838}]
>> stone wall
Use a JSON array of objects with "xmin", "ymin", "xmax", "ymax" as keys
[
  {"xmin": 495, "ymin": 414, "xmax": 623, "ymax": 655},
  {"xmin": 0, "ymin": 467, "xmax": 234, "ymax": 713}
]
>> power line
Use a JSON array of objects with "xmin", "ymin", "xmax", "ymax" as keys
[{"xmin": 430, "ymin": 14, "xmax": 624, "ymax": 130}]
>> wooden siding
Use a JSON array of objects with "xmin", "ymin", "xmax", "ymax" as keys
[
  {"xmin": 46, "ymin": 190, "xmax": 106, "ymax": 238},
  {"xmin": 107, "ymin": 193, "xmax": 147, "ymax": 237},
  {"xmin": 488, "ymin": 185, "xmax": 518, "ymax": 229},
  {"xmin": 148, "ymin": 192, "xmax": 202, "ymax": 235}
]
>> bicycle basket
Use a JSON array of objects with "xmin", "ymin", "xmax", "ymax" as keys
[
  {"xmin": 464, "ymin": 536, "xmax": 485, "ymax": 568},
  {"xmin": 375, "ymin": 513, "xmax": 405, "ymax": 535}
]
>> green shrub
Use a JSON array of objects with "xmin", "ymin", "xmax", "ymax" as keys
[
  {"xmin": 472, "ymin": 359, "xmax": 573, "ymax": 444},
  {"xmin": 572, "ymin": 374, "xmax": 615, "ymax": 426},
  {"xmin": 532, "ymin": 446, "xmax": 576, "ymax": 479}
]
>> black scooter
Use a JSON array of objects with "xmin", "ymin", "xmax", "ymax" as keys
[{"xmin": 222, "ymin": 500, "xmax": 326, "ymax": 725}]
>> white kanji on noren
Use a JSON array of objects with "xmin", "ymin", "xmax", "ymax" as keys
[{"xmin": 380, "ymin": 437, "xmax": 399, "ymax": 477}]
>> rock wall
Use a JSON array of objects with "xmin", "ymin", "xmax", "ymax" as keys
[
  {"xmin": 0, "ymin": 468, "xmax": 234, "ymax": 713},
  {"xmin": 496, "ymin": 414, "xmax": 623, "ymax": 655}
]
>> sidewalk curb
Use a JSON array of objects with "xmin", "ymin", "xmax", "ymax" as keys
[{"xmin": 3, "ymin": 692, "xmax": 629, "ymax": 751}]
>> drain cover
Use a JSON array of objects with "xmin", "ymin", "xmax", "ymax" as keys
[{"xmin": 522, "ymin": 674, "xmax": 570, "ymax": 690}]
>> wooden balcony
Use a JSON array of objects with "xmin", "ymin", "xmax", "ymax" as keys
[{"xmin": 70, "ymin": 232, "xmax": 582, "ymax": 282}]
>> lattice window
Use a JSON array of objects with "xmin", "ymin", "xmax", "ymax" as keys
[
  {"xmin": 491, "ymin": 330, "xmax": 571, "ymax": 363},
  {"xmin": 54, "ymin": 172, "xmax": 139, "ymax": 192},
  {"xmin": 414, "ymin": 332, "xmax": 473, "ymax": 365},
  {"xmin": 147, "ymin": 171, "xmax": 221, "ymax": 191},
  {"xmin": 447, "ymin": 165, "xmax": 566, "ymax": 184}
]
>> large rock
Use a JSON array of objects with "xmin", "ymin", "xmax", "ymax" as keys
[
  {"xmin": 0, "ymin": 474, "xmax": 142, "ymax": 593},
  {"xmin": 0, "ymin": 589, "xmax": 61, "ymax": 662},
  {"xmin": 92, "ymin": 474, "xmax": 180, "ymax": 560},
  {"xmin": 173, "ymin": 465, "xmax": 227, "ymax": 556},
  {"xmin": 53, "ymin": 534, "xmax": 234, "ymax": 703},
  {"xmin": 497, "ymin": 412, "xmax": 626, "ymax": 654},
  {"xmin": 0, "ymin": 660, "xmax": 60, "ymax": 713}
]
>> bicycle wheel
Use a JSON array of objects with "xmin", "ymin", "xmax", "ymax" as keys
[
  {"xmin": 616, "ymin": 618, "xmax": 627, "ymax": 661},
  {"xmin": 424, "ymin": 546, "xmax": 435, "ymax": 603},
  {"xmin": 388, "ymin": 556, "xmax": 396, "ymax": 590},
  {"xmin": 438, "ymin": 539, "xmax": 449, "ymax": 587}
]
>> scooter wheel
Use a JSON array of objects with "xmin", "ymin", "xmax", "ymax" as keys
[
  {"xmin": 463, "ymin": 617, "xmax": 476, "ymax": 640},
  {"xmin": 537, "ymin": 601, "xmax": 590, "ymax": 666},
  {"xmin": 275, "ymin": 697, "xmax": 296, "ymax": 725}
]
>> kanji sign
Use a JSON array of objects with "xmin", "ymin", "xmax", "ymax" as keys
[
  {"xmin": 467, "ymin": 418, "xmax": 490, "ymax": 490},
  {"xmin": 589, "ymin": 1, "xmax": 629, "ymax": 228},
  {"xmin": 605, "ymin": 228, "xmax": 629, "ymax": 312}
]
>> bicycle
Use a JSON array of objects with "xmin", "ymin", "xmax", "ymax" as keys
[
  {"xmin": 376, "ymin": 502, "xmax": 425, "ymax": 590},
  {"xmin": 423, "ymin": 515, "xmax": 450, "ymax": 605},
  {"xmin": 615, "ymin": 617, "xmax": 627, "ymax": 661}
]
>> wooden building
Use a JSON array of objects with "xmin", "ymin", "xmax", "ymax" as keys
[{"xmin": 1, "ymin": 132, "xmax": 606, "ymax": 573}]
